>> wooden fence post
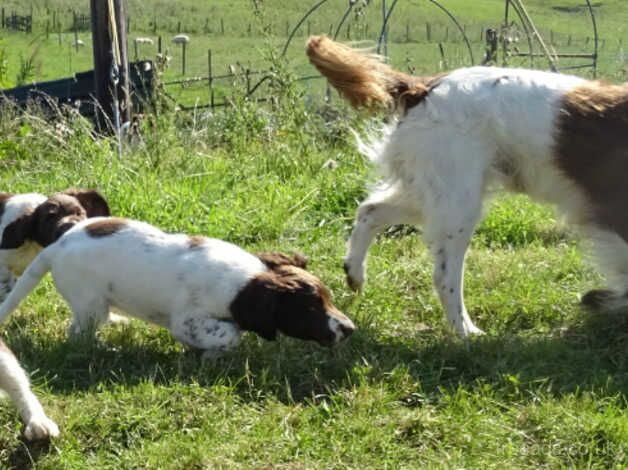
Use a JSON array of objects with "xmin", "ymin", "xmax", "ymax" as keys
[
  {"xmin": 90, "ymin": 0, "xmax": 131, "ymax": 133},
  {"xmin": 208, "ymin": 49, "xmax": 214, "ymax": 110}
]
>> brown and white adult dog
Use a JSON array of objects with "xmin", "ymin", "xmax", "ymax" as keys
[
  {"xmin": 307, "ymin": 35, "xmax": 628, "ymax": 337},
  {"xmin": 0, "ymin": 189, "xmax": 110, "ymax": 302},
  {"xmin": 0, "ymin": 337, "xmax": 59, "ymax": 440},
  {"xmin": 0, "ymin": 218, "xmax": 355, "ymax": 356}
]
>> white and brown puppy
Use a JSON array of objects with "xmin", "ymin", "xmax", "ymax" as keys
[
  {"xmin": 0, "ymin": 189, "xmax": 110, "ymax": 303},
  {"xmin": 307, "ymin": 35, "xmax": 628, "ymax": 337},
  {"xmin": 0, "ymin": 218, "xmax": 355, "ymax": 356},
  {"xmin": 0, "ymin": 338, "xmax": 59, "ymax": 440}
]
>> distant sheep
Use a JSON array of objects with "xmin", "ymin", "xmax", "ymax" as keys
[
  {"xmin": 73, "ymin": 39, "xmax": 85, "ymax": 47},
  {"xmin": 172, "ymin": 34, "xmax": 190, "ymax": 44},
  {"xmin": 134, "ymin": 37, "xmax": 154, "ymax": 45}
]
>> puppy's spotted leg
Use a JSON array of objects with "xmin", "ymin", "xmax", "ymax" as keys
[
  {"xmin": 171, "ymin": 315, "xmax": 242, "ymax": 359},
  {"xmin": 65, "ymin": 297, "xmax": 109, "ymax": 338},
  {"xmin": 0, "ymin": 341, "xmax": 59, "ymax": 440},
  {"xmin": 345, "ymin": 186, "xmax": 420, "ymax": 291}
]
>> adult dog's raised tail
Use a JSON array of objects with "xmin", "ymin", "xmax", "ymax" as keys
[{"xmin": 306, "ymin": 35, "xmax": 438, "ymax": 112}]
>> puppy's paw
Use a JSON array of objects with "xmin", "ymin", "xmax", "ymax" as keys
[
  {"xmin": 200, "ymin": 347, "xmax": 231, "ymax": 363},
  {"xmin": 343, "ymin": 259, "xmax": 364, "ymax": 292},
  {"xmin": 24, "ymin": 415, "xmax": 60, "ymax": 441}
]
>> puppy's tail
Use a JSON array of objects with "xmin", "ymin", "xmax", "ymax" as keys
[
  {"xmin": 0, "ymin": 249, "xmax": 52, "ymax": 324},
  {"xmin": 306, "ymin": 35, "xmax": 439, "ymax": 112}
]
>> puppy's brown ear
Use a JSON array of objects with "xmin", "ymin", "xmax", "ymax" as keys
[
  {"xmin": 229, "ymin": 273, "xmax": 278, "ymax": 341},
  {"xmin": 256, "ymin": 251, "xmax": 309, "ymax": 270},
  {"xmin": 62, "ymin": 189, "xmax": 110, "ymax": 217},
  {"xmin": 0, "ymin": 212, "xmax": 35, "ymax": 249}
]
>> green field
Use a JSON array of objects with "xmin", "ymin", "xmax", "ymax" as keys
[
  {"xmin": 1, "ymin": 1, "xmax": 628, "ymax": 468},
  {"xmin": 1, "ymin": 0, "xmax": 628, "ymax": 104}
]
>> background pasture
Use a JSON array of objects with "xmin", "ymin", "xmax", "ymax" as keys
[{"xmin": 0, "ymin": 1, "xmax": 627, "ymax": 468}]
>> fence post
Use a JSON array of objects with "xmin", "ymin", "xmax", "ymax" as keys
[
  {"xmin": 220, "ymin": 18, "xmax": 224, "ymax": 34},
  {"xmin": 90, "ymin": 0, "xmax": 131, "ymax": 133},
  {"xmin": 426, "ymin": 22, "xmax": 431, "ymax": 41},
  {"xmin": 158, "ymin": 35, "xmax": 162, "ymax": 54},
  {"xmin": 438, "ymin": 42, "xmax": 447, "ymax": 69},
  {"xmin": 2, "ymin": 8, "xmax": 5, "ymax": 29},
  {"xmin": 46, "ymin": 19, "xmax": 49, "ymax": 39},
  {"xmin": 177, "ymin": 20, "xmax": 181, "ymax": 33},
  {"xmin": 182, "ymin": 41, "xmax": 186, "ymax": 76},
  {"xmin": 208, "ymin": 49, "xmax": 214, "ymax": 110}
]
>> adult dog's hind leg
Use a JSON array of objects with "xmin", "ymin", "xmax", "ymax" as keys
[
  {"xmin": 344, "ymin": 185, "xmax": 420, "ymax": 291},
  {"xmin": 426, "ymin": 223, "xmax": 483, "ymax": 337},
  {"xmin": 420, "ymin": 140, "xmax": 488, "ymax": 337}
]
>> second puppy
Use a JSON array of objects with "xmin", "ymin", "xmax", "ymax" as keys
[
  {"xmin": 0, "ymin": 189, "xmax": 110, "ymax": 302},
  {"xmin": 0, "ymin": 218, "xmax": 355, "ymax": 356}
]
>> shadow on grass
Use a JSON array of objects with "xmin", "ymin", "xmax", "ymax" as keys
[
  {"xmin": 7, "ymin": 310, "xmax": 628, "ymax": 401},
  {"xmin": 4, "ymin": 311, "xmax": 628, "ymax": 467}
]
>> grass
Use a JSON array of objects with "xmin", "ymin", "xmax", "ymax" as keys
[
  {"xmin": 2, "ymin": 0, "xmax": 628, "ymax": 105},
  {"xmin": 0, "ymin": 0, "xmax": 627, "ymax": 468}
]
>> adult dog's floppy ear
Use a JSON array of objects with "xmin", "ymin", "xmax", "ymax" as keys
[
  {"xmin": 256, "ymin": 251, "xmax": 309, "ymax": 270},
  {"xmin": 0, "ymin": 212, "xmax": 35, "ymax": 249},
  {"xmin": 61, "ymin": 189, "xmax": 110, "ymax": 217},
  {"xmin": 229, "ymin": 273, "xmax": 278, "ymax": 341}
]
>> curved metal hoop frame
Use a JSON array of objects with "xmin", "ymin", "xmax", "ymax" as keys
[
  {"xmin": 279, "ymin": 0, "xmax": 599, "ymax": 82},
  {"xmin": 504, "ymin": 0, "xmax": 598, "ymax": 76},
  {"xmin": 377, "ymin": 0, "xmax": 475, "ymax": 64}
]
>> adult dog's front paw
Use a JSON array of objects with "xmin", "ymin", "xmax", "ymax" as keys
[
  {"xmin": 24, "ymin": 414, "xmax": 60, "ymax": 441},
  {"xmin": 343, "ymin": 259, "xmax": 364, "ymax": 292}
]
